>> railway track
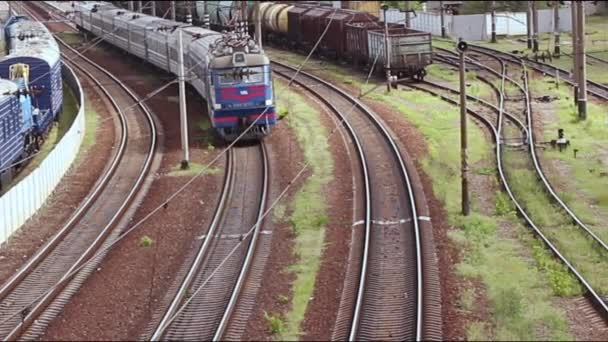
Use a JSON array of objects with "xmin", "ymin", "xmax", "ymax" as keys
[
  {"xmin": 421, "ymin": 50, "xmax": 608, "ymax": 319},
  {"xmin": 466, "ymin": 44, "xmax": 608, "ymax": 101},
  {"xmin": 145, "ymin": 144, "xmax": 268, "ymax": 341},
  {"xmin": 0, "ymin": 3, "xmax": 158, "ymax": 340},
  {"xmin": 272, "ymin": 61, "xmax": 442, "ymax": 341}
]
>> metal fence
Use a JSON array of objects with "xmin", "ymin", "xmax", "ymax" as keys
[
  {"xmin": 0, "ymin": 63, "xmax": 85, "ymax": 245},
  {"xmin": 384, "ymin": 7, "xmax": 573, "ymax": 41}
]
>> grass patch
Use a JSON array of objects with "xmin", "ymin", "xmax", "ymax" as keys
[
  {"xmin": 504, "ymin": 149, "xmax": 608, "ymax": 293},
  {"xmin": 530, "ymin": 76, "xmax": 608, "ymax": 240},
  {"xmin": 139, "ymin": 235, "xmax": 154, "ymax": 247},
  {"xmin": 470, "ymin": 15, "xmax": 608, "ymax": 85},
  {"xmin": 274, "ymin": 80, "xmax": 333, "ymax": 340},
  {"xmin": 266, "ymin": 49, "xmax": 577, "ymax": 340},
  {"xmin": 264, "ymin": 311, "xmax": 285, "ymax": 337},
  {"xmin": 166, "ymin": 162, "xmax": 221, "ymax": 177}
]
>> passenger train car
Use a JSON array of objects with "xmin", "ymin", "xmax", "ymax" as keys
[
  {"xmin": 0, "ymin": 15, "xmax": 62, "ymax": 135},
  {"xmin": 73, "ymin": 1, "xmax": 276, "ymax": 141},
  {"xmin": 0, "ymin": 15, "xmax": 60, "ymax": 191}
]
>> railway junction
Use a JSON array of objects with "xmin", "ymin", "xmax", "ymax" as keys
[{"xmin": 0, "ymin": 1, "xmax": 607, "ymax": 341}]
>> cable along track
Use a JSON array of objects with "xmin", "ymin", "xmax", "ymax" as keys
[
  {"xmin": 148, "ymin": 144, "xmax": 268, "ymax": 341},
  {"xmin": 418, "ymin": 49, "xmax": 608, "ymax": 317},
  {"xmin": 272, "ymin": 60, "xmax": 443, "ymax": 341},
  {"xmin": 465, "ymin": 44, "xmax": 608, "ymax": 101},
  {"xmin": 0, "ymin": 4, "xmax": 158, "ymax": 340}
]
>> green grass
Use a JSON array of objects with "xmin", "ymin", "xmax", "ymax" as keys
[
  {"xmin": 264, "ymin": 311, "xmax": 286, "ymax": 337},
  {"xmin": 274, "ymin": 81, "xmax": 334, "ymax": 340},
  {"xmin": 265, "ymin": 49, "xmax": 579, "ymax": 340},
  {"xmin": 530, "ymin": 76, "xmax": 608, "ymax": 242},
  {"xmin": 166, "ymin": 162, "xmax": 221, "ymax": 177},
  {"xmin": 372, "ymin": 74, "xmax": 572, "ymax": 340},
  {"xmin": 468, "ymin": 14, "xmax": 608, "ymax": 85},
  {"xmin": 504, "ymin": 149, "xmax": 608, "ymax": 293}
]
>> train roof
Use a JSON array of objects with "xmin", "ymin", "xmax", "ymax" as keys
[
  {"xmin": 0, "ymin": 79, "xmax": 18, "ymax": 101},
  {"xmin": 5, "ymin": 18, "xmax": 60, "ymax": 67}
]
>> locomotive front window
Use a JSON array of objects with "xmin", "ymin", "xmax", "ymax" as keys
[{"xmin": 215, "ymin": 67, "xmax": 265, "ymax": 86}]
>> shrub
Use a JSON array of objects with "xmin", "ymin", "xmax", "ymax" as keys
[
  {"xmin": 139, "ymin": 235, "xmax": 154, "ymax": 247},
  {"xmin": 264, "ymin": 311, "xmax": 284, "ymax": 335}
]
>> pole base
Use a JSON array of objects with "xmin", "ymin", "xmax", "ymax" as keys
[
  {"xmin": 577, "ymin": 100, "xmax": 587, "ymax": 120},
  {"xmin": 180, "ymin": 160, "xmax": 190, "ymax": 170}
]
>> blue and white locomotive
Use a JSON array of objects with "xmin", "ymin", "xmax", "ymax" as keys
[
  {"xmin": 0, "ymin": 16, "xmax": 62, "ymax": 191},
  {"xmin": 1, "ymin": 16, "xmax": 62, "ymax": 136},
  {"xmin": 73, "ymin": 1, "xmax": 276, "ymax": 141}
]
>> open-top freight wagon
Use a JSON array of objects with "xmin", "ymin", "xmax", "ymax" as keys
[{"xmin": 260, "ymin": 2, "xmax": 433, "ymax": 80}]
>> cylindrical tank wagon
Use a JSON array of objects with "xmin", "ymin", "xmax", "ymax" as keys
[{"xmin": 260, "ymin": 2, "xmax": 433, "ymax": 80}]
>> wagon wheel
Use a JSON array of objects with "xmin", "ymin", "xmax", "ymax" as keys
[{"xmin": 413, "ymin": 69, "xmax": 427, "ymax": 82}]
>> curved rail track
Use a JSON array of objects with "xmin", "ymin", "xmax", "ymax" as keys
[
  {"xmin": 466, "ymin": 44, "xmax": 608, "ymax": 101},
  {"xmin": 146, "ymin": 144, "xmax": 268, "ymax": 341},
  {"xmin": 272, "ymin": 60, "xmax": 443, "ymax": 341},
  {"xmin": 423, "ymin": 49, "xmax": 608, "ymax": 318},
  {"xmin": 0, "ymin": 3, "xmax": 158, "ymax": 340}
]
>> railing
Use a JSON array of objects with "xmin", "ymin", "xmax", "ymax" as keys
[{"xmin": 0, "ymin": 62, "xmax": 85, "ymax": 244}]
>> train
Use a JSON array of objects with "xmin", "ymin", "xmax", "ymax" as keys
[
  {"xmin": 0, "ymin": 15, "xmax": 62, "ymax": 191},
  {"xmin": 193, "ymin": 1, "xmax": 432, "ymax": 80},
  {"xmin": 73, "ymin": 1, "xmax": 276, "ymax": 141}
]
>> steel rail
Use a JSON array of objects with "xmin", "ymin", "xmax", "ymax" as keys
[
  {"xmin": 467, "ymin": 44, "xmax": 608, "ymax": 101},
  {"xmin": 1, "ymin": 4, "xmax": 158, "ymax": 339},
  {"xmin": 212, "ymin": 144, "xmax": 269, "ymax": 341},
  {"xmin": 150, "ymin": 148, "xmax": 234, "ymax": 341},
  {"xmin": 151, "ymin": 144, "xmax": 268, "ymax": 341},
  {"xmin": 438, "ymin": 44, "xmax": 608, "ymax": 253},
  {"xmin": 413, "ymin": 58, "xmax": 608, "ymax": 320},
  {"xmin": 272, "ymin": 59, "xmax": 424, "ymax": 341}
]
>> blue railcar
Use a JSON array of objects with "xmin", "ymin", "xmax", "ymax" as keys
[
  {"xmin": 0, "ymin": 78, "xmax": 34, "ymax": 189},
  {"xmin": 0, "ymin": 16, "xmax": 62, "ymax": 135},
  {"xmin": 75, "ymin": 2, "xmax": 275, "ymax": 141}
]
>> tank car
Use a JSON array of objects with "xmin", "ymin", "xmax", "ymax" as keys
[
  {"xmin": 261, "ymin": 2, "xmax": 433, "ymax": 80},
  {"xmin": 74, "ymin": 2, "xmax": 276, "ymax": 141},
  {"xmin": 0, "ymin": 77, "xmax": 35, "ymax": 191},
  {"xmin": 0, "ymin": 15, "xmax": 63, "ymax": 134}
]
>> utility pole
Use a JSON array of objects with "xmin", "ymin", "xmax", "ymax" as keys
[
  {"xmin": 458, "ymin": 40, "xmax": 469, "ymax": 216},
  {"xmin": 440, "ymin": 1, "xmax": 446, "ymax": 38},
  {"xmin": 255, "ymin": 1, "xmax": 262, "ymax": 49},
  {"xmin": 177, "ymin": 28, "xmax": 190, "ymax": 169},
  {"xmin": 532, "ymin": 0, "xmax": 539, "ymax": 52},
  {"xmin": 241, "ymin": 0, "xmax": 248, "ymax": 37},
  {"xmin": 203, "ymin": 1, "xmax": 210, "ymax": 29},
  {"xmin": 526, "ymin": 1, "xmax": 532, "ymax": 48},
  {"xmin": 137, "ymin": 0, "xmax": 142, "ymax": 13},
  {"xmin": 170, "ymin": 1, "xmax": 176, "ymax": 21},
  {"xmin": 576, "ymin": 1, "xmax": 587, "ymax": 119},
  {"xmin": 128, "ymin": 1, "xmax": 134, "ymax": 12},
  {"xmin": 383, "ymin": 4, "xmax": 391, "ymax": 92},
  {"xmin": 491, "ymin": 0, "xmax": 497, "ymax": 43},
  {"xmin": 571, "ymin": 2, "xmax": 579, "ymax": 105},
  {"xmin": 404, "ymin": 1, "xmax": 411, "ymax": 28},
  {"xmin": 186, "ymin": 1, "xmax": 193, "ymax": 24},
  {"xmin": 151, "ymin": 1, "xmax": 156, "ymax": 16},
  {"xmin": 553, "ymin": 1, "xmax": 560, "ymax": 57}
]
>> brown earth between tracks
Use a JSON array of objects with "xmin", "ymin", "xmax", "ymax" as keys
[
  {"xmin": 41, "ymin": 40, "xmax": 225, "ymax": 340},
  {"xmin": 0, "ymin": 73, "xmax": 116, "ymax": 287},
  {"xmin": 362, "ymin": 93, "xmax": 464, "ymax": 340}
]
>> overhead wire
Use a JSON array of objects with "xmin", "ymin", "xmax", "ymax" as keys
[{"xmin": 0, "ymin": 3, "xmax": 343, "ymax": 330}]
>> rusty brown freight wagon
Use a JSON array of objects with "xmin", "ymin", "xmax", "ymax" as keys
[
  {"xmin": 322, "ymin": 9, "xmax": 377, "ymax": 59},
  {"xmin": 366, "ymin": 27, "xmax": 433, "ymax": 80},
  {"xmin": 287, "ymin": 5, "xmax": 313, "ymax": 45},
  {"xmin": 300, "ymin": 7, "xmax": 334, "ymax": 47}
]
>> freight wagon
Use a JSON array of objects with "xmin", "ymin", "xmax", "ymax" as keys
[{"xmin": 261, "ymin": 3, "xmax": 433, "ymax": 80}]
